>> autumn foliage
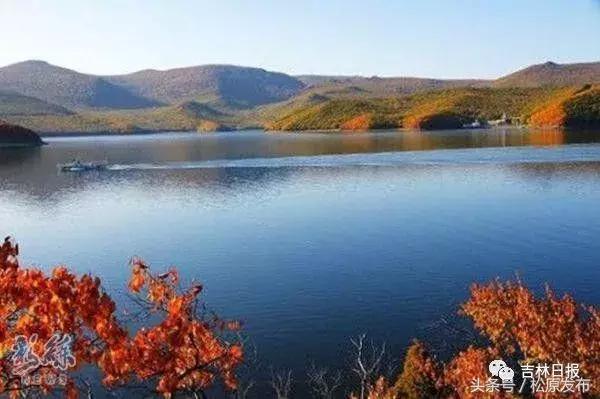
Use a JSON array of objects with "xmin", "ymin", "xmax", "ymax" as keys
[
  {"xmin": 0, "ymin": 237, "xmax": 243, "ymax": 398},
  {"xmin": 529, "ymin": 85, "xmax": 600, "ymax": 128},
  {"xmin": 340, "ymin": 114, "xmax": 373, "ymax": 131},
  {"xmin": 1, "ymin": 236, "xmax": 597, "ymax": 399},
  {"xmin": 358, "ymin": 279, "xmax": 599, "ymax": 398},
  {"xmin": 528, "ymin": 88, "xmax": 571, "ymax": 127}
]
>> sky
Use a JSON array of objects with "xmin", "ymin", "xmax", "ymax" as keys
[{"xmin": 0, "ymin": 0, "xmax": 599, "ymax": 79}]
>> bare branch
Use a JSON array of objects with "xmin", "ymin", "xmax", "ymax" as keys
[
  {"xmin": 349, "ymin": 334, "xmax": 387, "ymax": 399},
  {"xmin": 270, "ymin": 369, "xmax": 293, "ymax": 399},
  {"xmin": 307, "ymin": 364, "xmax": 342, "ymax": 399}
]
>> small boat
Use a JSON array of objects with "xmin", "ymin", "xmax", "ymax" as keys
[
  {"xmin": 462, "ymin": 119, "xmax": 486, "ymax": 129},
  {"xmin": 58, "ymin": 160, "xmax": 108, "ymax": 172}
]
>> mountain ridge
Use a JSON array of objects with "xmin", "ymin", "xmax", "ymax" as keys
[
  {"xmin": 0, "ymin": 61, "xmax": 160, "ymax": 110},
  {"xmin": 494, "ymin": 61, "xmax": 600, "ymax": 88},
  {"xmin": 1, "ymin": 60, "xmax": 598, "ymax": 113},
  {"xmin": 105, "ymin": 64, "xmax": 305, "ymax": 109},
  {"xmin": 0, "ymin": 60, "xmax": 598, "ymax": 134}
]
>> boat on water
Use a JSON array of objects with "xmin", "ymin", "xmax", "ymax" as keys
[
  {"xmin": 58, "ymin": 160, "xmax": 108, "ymax": 172},
  {"xmin": 462, "ymin": 119, "xmax": 487, "ymax": 129}
]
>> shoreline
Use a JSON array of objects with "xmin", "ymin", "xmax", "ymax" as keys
[{"xmin": 34, "ymin": 124, "xmax": 589, "ymax": 139}]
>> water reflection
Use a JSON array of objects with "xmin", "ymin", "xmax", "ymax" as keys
[
  {"xmin": 1, "ymin": 128, "xmax": 600, "ymax": 201},
  {"xmin": 1, "ymin": 130, "xmax": 600, "ymax": 398}
]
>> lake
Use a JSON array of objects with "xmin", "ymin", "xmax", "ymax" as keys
[{"xmin": 1, "ymin": 128, "xmax": 600, "ymax": 396}]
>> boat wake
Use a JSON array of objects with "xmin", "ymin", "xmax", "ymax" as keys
[{"xmin": 104, "ymin": 144, "xmax": 600, "ymax": 171}]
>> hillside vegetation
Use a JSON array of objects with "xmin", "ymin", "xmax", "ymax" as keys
[
  {"xmin": 1, "ymin": 100, "xmax": 246, "ymax": 134},
  {"xmin": 267, "ymin": 87, "xmax": 594, "ymax": 131},
  {"xmin": 0, "ymin": 90, "xmax": 73, "ymax": 116},
  {"xmin": 529, "ymin": 85, "xmax": 600, "ymax": 127},
  {"xmin": 0, "ymin": 60, "xmax": 598, "ymax": 134},
  {"xmin": 5, "ymin": 86, "xmax": 598, "ymax": 134}
]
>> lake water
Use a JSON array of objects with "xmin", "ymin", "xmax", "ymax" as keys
[{"xmin": 1, "ymin": 128, "xmax": 600, "ymax": 396}]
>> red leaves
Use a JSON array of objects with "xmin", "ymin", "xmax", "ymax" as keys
[
  {"xmin": 394, "ymin": 340, "xmax": 442, "ymax": 398},
  {"xmin": 128, "ymin": 259, "xmax": 147, "ymax": 293},
  {"xmin": 0, "ymin": 236, "xmax": 19, "ymax": 270},
  {"xmin": 125, "ymin": 256, "xmax": 244, "ymax": 396},
  {"xmin": 0, "ymin": 239, "xmax": 243, "ymax": 398},
  {"xmin": 461, "ymin": 279, "xmax": 599, "ymax": 396},
  {"xmin": 442, "ymin": 346, "xmax": 499, "ymax": 398},
  {"xmin": 366, "ymin": 280, "xmax": 599, "ymax": 398}
]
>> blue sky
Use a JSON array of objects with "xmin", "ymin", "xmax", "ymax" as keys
[{"xmin": 1, "ymin": 0, "xmax": 598, "ymax": 78}]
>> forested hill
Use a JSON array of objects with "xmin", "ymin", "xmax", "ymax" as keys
[
  {"xmin": 493, "ymin": 61, "xmax": 600, "ymax": 88},
  {"xmin": 0, "ymin": 60, "xmax": 598, "ymax": 134},
  {"xmin": 106, "ymin": 65, "xmax": 306, "ymax": 109}
]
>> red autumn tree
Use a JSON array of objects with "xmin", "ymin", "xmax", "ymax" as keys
[
  {"xmin": 356, "ymin": 279, "xmax": 598, "ymax": 399},
  {"xmin": 0, "ymin": 236, "xmax": 243, "ymax": 398}
]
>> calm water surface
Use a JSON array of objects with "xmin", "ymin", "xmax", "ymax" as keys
[{"xmin": 1, "ymin": 128, "xmax": 599, "ymax": 395}]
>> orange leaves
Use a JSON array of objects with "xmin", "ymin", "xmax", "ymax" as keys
[
  {"xmin": 341, "ymin": 114, "xmax": 373, "ymax": 131},
  {"xmin": 365, "ymin": 377, "xmax": 397, "ymax": 399},
  {"xmin": 366, "ymin": 279, "xmax": 600, "ymax": 399},
  {"xmin": 128, "ymin": 259, "xmax": 147, "ymax": 293},
  {"xmin": 0, "ymin": 236, "xmax": 19, "ymax": 271},
  {"xmin": 229, "ymin": 344, "xmax": 243, "ymax": 360},
  {"xmin": 527, "ymin": 86, "xmax": 588, "ymax": 127},
  {"xmin": 128, "ymin": 271, "xmax": 145, "ymax": 293},
  {"xmin": 442, "ymin": 346, "xmax": 498, "ymax": 399},
  {"xmin": 460, "ymin": 279, "xmax": 599, "ymax": 396},
  {"xmin": 0, "ymin": 237, "xmax": 130, "ymax": 397},
  {"xmin": 0, "ymin": 238, "xmax": 243, "ymax": 398},
  {"xmin": 529, "ymin": 102, "xmax": 567, "ymax": 127},
  {"xmin": 124, "ymin": 255, "xmax": 243, "ymax": 396},
  {"xmin": 401, "ymin": 114, "xmax": 423, "ymax": 130},
  {"xmin": 167, "ymin": 297, "xmax": 185, "ymax": 316},
  {"xmin": 394, "ymin": 340, "xmax": 442, "ymax": 398},
  {"xmin": 65, "ymin": 380, "xmax": 78, "ymax": 399}
]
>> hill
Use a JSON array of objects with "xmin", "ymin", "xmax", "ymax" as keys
[
  {"xmin": 1, "ymin": 100, "xmax": 243, "ymax": 135},
  {"xmin": 106, "ymin": 65, "xmax": 305, "ymax": 109},
  {"xmin": 267, "ymin": 86, "xmax": 598, "ymax": 131},
  {"xmin": 0, "ymin": 120, "xmax": 44, "ymax": 147},
  {"xmin": 494, "ymin": 61, "xmax": 600, "ymax": 88},
  {"xmin": 1, "ymin": 60, "xmax": 599, "ymax": 134},
  {"xmin": 529, "ymin": 85, "xmax": 600, "ymax": 128},
  {"xmin": 297, "ymin": 75, "xmax": 489, "ymax": 96},
  {"xmin": 0, "ymin": 90, "xmax": 73, "ymax": 116},
  {"xmin": 6, "ymin": 86, "xmax": 598, "ymax": 134},
  {"xmin": 0, "ymin": 61, "xmax": 159, "ymax": 110}
]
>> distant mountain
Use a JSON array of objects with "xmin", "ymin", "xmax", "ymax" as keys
[
  {"xmin": 298, "ymin": 62, "xmax": 600, "ymax": 94},
  {"xmin": 0, "ymin": 90, "xmax": 73, "ymax": 116},
  {"xmin": 0, "ymin": 120, "xmax": 44, "ymax": 147},
  {"xmin": 0, "ymin": 61, "xmax": 160, "ymax": 110},
  {"xmin": 1, "ymin": 59, "xmax": 599, "ymax": 134},
  {"xmin": 494, "ymin": 61, "xmax": 600, "ymax": 88},
  {"xmin": 106, "ymin": 65, "xmax": 305, "ymax": 109},
  {"xmin": 296, "ymin": 75, "xmax": 489, "ymax": 95}
]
